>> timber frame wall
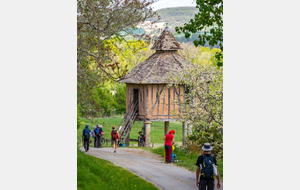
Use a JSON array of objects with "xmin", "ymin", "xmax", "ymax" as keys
[{"xmin": 126, "ymin": 84, "xmax": 184, "ymax": 121}]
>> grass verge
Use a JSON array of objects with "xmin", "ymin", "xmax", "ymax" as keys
[{"xmin": 77, "ymin": 148, "xmax": 158, "ymax": 190}]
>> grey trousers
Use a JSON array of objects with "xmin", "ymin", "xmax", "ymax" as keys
[
  {"xmin": 96, "ymin": 136, "xmax": 102, "ymax": 147},
  {"xmin": 199, "ymin": 179, "xmax": 214, "ymax": 190}
]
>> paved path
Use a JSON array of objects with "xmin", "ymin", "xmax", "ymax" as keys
[{"xmin": 82, "ymin": 147, "xmax": 223, "ymax": 190}]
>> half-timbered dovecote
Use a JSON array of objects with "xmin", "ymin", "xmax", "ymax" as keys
[{"xmin": 117, "ymin": 26, "xmax": 192, "ymax": 147}]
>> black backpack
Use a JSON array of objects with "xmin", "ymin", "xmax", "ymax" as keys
[
  {"xmin": 201, "ymin": 154, "xmax": 215, "ymax": 179},
  {"xmin": 112, "ymin": 130, "xmax": 117, "ymax": 140}
]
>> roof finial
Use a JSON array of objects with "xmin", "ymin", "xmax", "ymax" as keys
[{"xmin": 164, "ymin": 23, "xmax": 170, "ymax": 31}]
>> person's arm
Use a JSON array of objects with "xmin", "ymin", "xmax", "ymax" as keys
[
  {"xmin": 163, "ymin": 136, "xmax": 166, "ymax": 141},
  {"xmin": 89, "ymin": 132, "xmax": 92, "ymax": 142},
  {"xmin": 216, "ymin": 169, "xmax": 221, "ymax": 189},
  {"xmin": 172, "ymin": 137, "xmax": 175, "ymax": 145},
  {"xmin": 196, "ymin": 166, "xmax": 200, "ymax": 187}
]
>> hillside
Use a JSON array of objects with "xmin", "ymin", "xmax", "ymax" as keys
[{"xmin": 147, "ymin": 6, "xmax": 198, "ymax": 32}]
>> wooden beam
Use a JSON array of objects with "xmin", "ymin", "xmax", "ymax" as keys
[
  {"xmin": 139, "ymin": 87, "xmax": 145, "ymax": 115},
  {"xmin": 168, "ymin": 88, "xmax": 170, "ymax": 119},
  {"xmin": 150, "ymin": 85, "xmax": 165, "ymax": 115},
  {"xmin": 146, "ymin": 85, "xmax": 149, "ymax": 116}
]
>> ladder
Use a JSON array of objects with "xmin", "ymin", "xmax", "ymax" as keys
[{"xmin": 118, "ymin": 100, "xmax": 138, "ymax": 145}]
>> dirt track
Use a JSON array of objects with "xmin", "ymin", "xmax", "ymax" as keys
[{"xmin": 82, "ymin": 147, "xmax": 223, "ymax": 190}]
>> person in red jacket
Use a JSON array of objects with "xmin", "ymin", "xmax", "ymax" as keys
[
  {"xmin": 111, "ymin": 126, "xmax": 120, "ymax": 153},
  {"xmin": 163, "ymin": 130, "xmax": 175, "ymax": 163}
]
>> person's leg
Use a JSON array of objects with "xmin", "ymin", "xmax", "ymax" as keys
[
  {"xmin": 94, "ymin": 137, "xmax": 96, "ymax": 147},
  {"xmin": 99, "ymin": 136, "xmax": 102, "ymax": 148},
  {"xmin": 165, "ymin": 145, "xmax": 171, "ymax": 163},
  {"xmin": 84, "ymin": 139, "xmax": 88, "ymax": 152},
  {"xmin": 199, "ymin": 179, "xmax": 208, "ymax": 190},
  {"xmin": 207, "ymin": 179, "xmax": 215, "ymax": 190},
  {"xmin": 115, "ymin": 140, "xmax": 118, "ymax": 152},
  {"xmin": 168, "ymin": 148, "xmax": 173, "ymax": 163},
  {"xmin": 164, "ymin": 145, "xmax": 168, "ymax": 163},
  {"xmin": 87, "ymin": 139, "xmax": 90, "ymax": 151},
  {"xmin": 96, "ymin": 136, "xmax": 99, "ymax": 148},
  {"xmin": 83, "ymin": 139, "xmax": 87, "ymax": 151}
]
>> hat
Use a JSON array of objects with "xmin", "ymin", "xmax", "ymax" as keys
[
  {"xmin": 99, "ymin": 125, "xmax": 103, "ymax": 128},
  {"xmin": 202, "ymin": 143, "xmax": 213, "ymax": 151},
  {"xmin": 93, "ymin": 126, "xmax": 96, "ymax": 129},
  {"xmin": 169, "ymin": 130, "xmax": 175, "ymax": 134},
  {"xmin": 138, "ymin": 131, "xmax": 142, "ymax": 133}
]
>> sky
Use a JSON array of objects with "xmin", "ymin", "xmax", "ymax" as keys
[{"xmin": 151, "ymin": 0, "xmax": 196, "ymax": 10}]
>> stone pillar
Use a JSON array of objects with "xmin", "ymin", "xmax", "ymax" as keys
[
  {"xmin": 164, "ymin": 121, "xmax": 169, "ymax": 136},
  {"xmin": 144, "ymin": 121, "xmax": 152, "ymax": 147},
  {"xmin": 182, "ymin": 121, "xmax": 187, "ymax": 146},
  {"xmin": 125, "ymin": 133, "xmax": 130, "ymax": 147}
]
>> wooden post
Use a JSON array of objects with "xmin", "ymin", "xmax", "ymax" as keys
[
  {"xmin": 164, "ymin": 121, "xmax": 169, "ymax": 136},
  {"xmin": 125, "ymin": 133, "xmax": 130, "ymax": 147},
  {"xmin": 144, "ymin": 121, "xmax": 152, "ymax": 147},
  {"xmin": 182, "ymin": 121, "xmax": 187, "ymax": 146}
]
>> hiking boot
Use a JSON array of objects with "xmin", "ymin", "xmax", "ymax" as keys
[{"xmin": 114, "ymin": 151, "xmax": 116, "ymax": 153}]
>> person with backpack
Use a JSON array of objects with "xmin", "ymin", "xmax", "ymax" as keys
[
  {"xmin": 163, "ymin": 130, "xmax": 175, "ymax": 164},
  {"xmin": 82, "ymin": 125, "xmax": 92, "ymax": 152},
  {"xmin": 196, "ymin": 143, "xmax": 221, "ymax": 190},
  {"xmin": 111, "ymin": 126, "xmax": 119, "ymax": 153},
  {"xmin": 95, "ymin": 124, "xmax": 103, "ymax": 148},
  {"xmin": 138, "ymin": 131, "xmax": 145, "ymax": 147}
]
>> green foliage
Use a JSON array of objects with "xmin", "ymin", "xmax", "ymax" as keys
[
  {"xmin": 77, "ymin": 148, "xmax": 158, "ymax": 190},
  {"xmin": 175, "ymin": 0, "xmax": 223, "ymax": 67},
  {"xmin": 168, "ymin": 61, "xmax": 223, "ymax": 159},
  {"xmin": 77, "ymin": 105, "xmax": 82, "ymax": 130},
  {"xmin": 114, "ymin": 83, "xmax": 126, "ymax": 114},
  {"xmin": 77, "ymin": 0, "xmax": 158, "ymax": 115},
  {"xmin": 91, "ymin": 86, "xmax": 116, "ymax": 116}
]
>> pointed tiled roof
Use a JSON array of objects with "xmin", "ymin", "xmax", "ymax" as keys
[
  {"xmin": 151, "ymin": 26, "xmax": 182, "ymax": 51},
  {"xmin": 118, "ymin": 26, "xmax": 190, "ymax": 84},
  {"xmin": 118, "ymin": 51, "xmax": 190, "ymax": 84}
]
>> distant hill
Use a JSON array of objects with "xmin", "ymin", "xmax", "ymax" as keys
[{"xmin": 147, "ymin": 7, "xmax": 198, "ymax": 32}]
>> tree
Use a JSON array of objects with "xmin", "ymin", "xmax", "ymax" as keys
[
  {"xmin": 114, "ymin": 83, "xmax": 126, "ymax": 114},
  {"xmin": 167, "ymin": 63, "xmax": 223, "ymax": 158},
  {"xmin": 77, "ymin": 0, "xmax": 159, "ymax": 116},
  {"xmin": 175, "ymin": 0, "xmax": 223, "ymax": 67}
]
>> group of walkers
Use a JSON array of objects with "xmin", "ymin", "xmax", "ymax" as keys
[
  {"xmin": 163, "ymin": 129, "xmax": 221, "ymax": 190},
  {"xmin": 82, "ymin": 125, "xmax": 120, "ymax": 153},
  {"xmin": 81, "ymin": 124, "xmax": 103, "ymax": 152}
]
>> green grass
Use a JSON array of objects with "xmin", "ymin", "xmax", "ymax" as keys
[
  {"xmin": 77, "ymin": 148, "xmax": 158, "ymax": 190},
  {"xmin": 149, "ymin": 146, "xmax": 223, "ymax": 180},
  {"xmin": 77, "ymin": 117, "xmax": 183, "ymax": 147}
]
